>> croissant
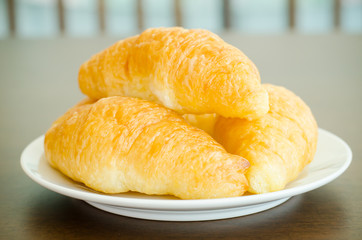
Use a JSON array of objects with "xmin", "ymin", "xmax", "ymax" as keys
[
  {"xmin": 78, "ymin": 27, "xmax": 269, "ymax": 119},
  {"xmin": 214, "ymin": 84, "xmax": 318, "ymax": 194},
  {"xmin": 182, "ymin": 113, "xmax": 217, "ymax": 136},
  {"xmin": 44, "ymin": 96, "xmax": 250, "ymax": 199}
]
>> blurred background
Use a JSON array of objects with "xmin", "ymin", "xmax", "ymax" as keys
[
  {"xmin": 1, "ymin": 3, "xmax": 362, "ymax": 237},
  {"xmin": 1, "ymin": 2, "xmax": 362, "ymax": 238},
  {"xmin": 1, "ymin": 0, "xmax": 362, "ymax": 38},
  {"xmin": 0, "ymin": 0, "xmax": 361, "ymax": 160}
]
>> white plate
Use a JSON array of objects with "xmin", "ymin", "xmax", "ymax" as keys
[{"xmin": 21, "ymin": 129, "xmax": 352, "ymax": 221}]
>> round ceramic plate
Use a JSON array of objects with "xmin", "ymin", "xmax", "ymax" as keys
[{"xmin": 21, "ymin": 129, "xmax": 352, "ymax": 221}]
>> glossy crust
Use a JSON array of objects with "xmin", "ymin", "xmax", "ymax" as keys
[
  {"xmin": 44, "ymin": 97, "xmax": 250, "ymax": 199},
  {"xmin": 214, "ymin": 84, "xmax": 318, "ymax": 194},
  {"xmin": 78, "ymin": 27, "xmax": 269, "ymax": 119}
]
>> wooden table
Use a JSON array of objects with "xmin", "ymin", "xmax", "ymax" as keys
[{"xmin": 1, "ymin": 33, "xmax": 361, "ymax": 239}]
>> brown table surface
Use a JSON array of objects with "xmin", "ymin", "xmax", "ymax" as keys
[{"xmin": 1, "ymin": 33, "xmax": 361, "ymax": 239}]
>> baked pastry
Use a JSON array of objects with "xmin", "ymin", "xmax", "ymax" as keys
[
  {"xmin": 182, "ymin": 113, "xmax": 217, "ymax": 136},
  {"xmin": 44, "ymin": 96, "xmax": 250, "ymax": 199},
  {"xmin": 78, "ymin": 27, "xmax": 269, "ymax": 119},
  {"xmin": 214, "ymin": 84, "xmax": 318, "ymax": 194}
]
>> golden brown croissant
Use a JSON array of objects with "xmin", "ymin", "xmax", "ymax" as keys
[
  {"xmin": 182, "ymin": 113, "xmax": 217, "ymax": 136},
  {"xmin": 44, "ymin": 96, "xmax": 250, "ymax": 199},
  {"xmin": 214, "ymin": 84, "xmax": 318, "ymax": 194},
  {"xmin": 78, "ymin": 27, "xmax": 269, "ymax": 119}
]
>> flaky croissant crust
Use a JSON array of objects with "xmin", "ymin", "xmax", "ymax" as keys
[
  {"xmin": 214, "ymin": 84, "xmax": 318, "ymax": 193},
  {"xmin": 44, "ymin": 96, "xmax": 250, "ymax": 199},
  {"xmin": 79, "ymin": 27, "xmax": 269, "ymax": 119}
]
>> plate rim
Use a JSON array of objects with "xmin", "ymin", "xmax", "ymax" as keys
[{"xmin": 20, "ymin": 128, "xmax": 352, "ymax": 211}]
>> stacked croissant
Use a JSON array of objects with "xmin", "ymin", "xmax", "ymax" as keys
[{"xmin": 44, "ymin": 27, "xmax": 318, "ymax": 199}]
